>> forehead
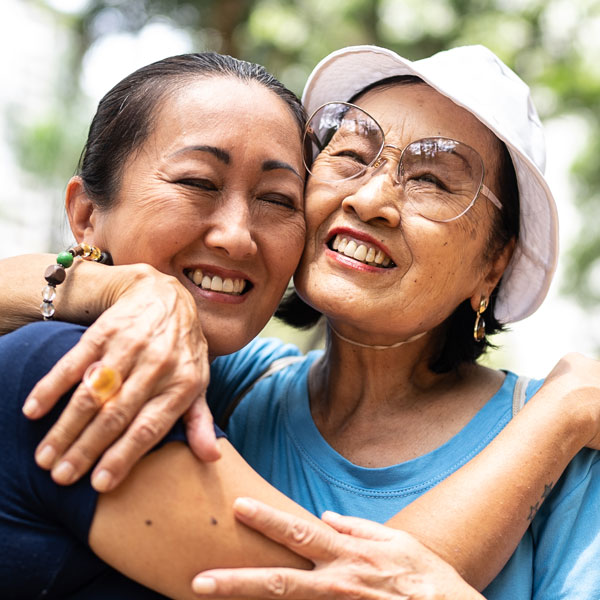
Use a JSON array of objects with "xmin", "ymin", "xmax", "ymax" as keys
[
  {"xmin": 148, "ymin": 76, "xmax": 302, "ymax": 165},
  {"xmin": 355, "ymin": 83, "xmax": 499, "ymax": 165}
]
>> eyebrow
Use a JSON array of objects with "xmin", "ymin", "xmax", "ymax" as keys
[
  {"xmin": 262, "ymin": 159, "xmax": 303, "ymax": 180},
  {"xmin": 169, "ymin": 145, "xmax": 230, "ymax": 164}
]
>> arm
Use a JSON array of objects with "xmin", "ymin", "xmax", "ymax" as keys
[
  {"xmin": 2, "ymin": 253, "xmax": 218, "ymax": 486},
  {"xmin": 388, "ymin": 354, "xmax": 600, "ymax": 589},
  {"xmin": 91, "ymin": 439, "xmax": 483, "ymax": 600},
  {"xmin": 193, "ymin": 354, "xmax": 600, "ymax": 595}
]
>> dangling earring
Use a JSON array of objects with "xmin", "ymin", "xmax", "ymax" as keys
[{"xmin": 473, "ymin": 295, "xmax": 489, "ymax": 342}]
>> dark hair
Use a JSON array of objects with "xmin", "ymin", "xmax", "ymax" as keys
[
  {"xmin": 276, "ymin": 76, "xmax": 520, "ymax": 373},
  {"xmin": 78, "ymin": 52, "xmax": 305, "ymax": 209}
]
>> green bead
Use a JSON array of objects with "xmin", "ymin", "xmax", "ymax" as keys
[{"xmin": 56, "ymin": 251, "xmax": 74, "ymax": 268}]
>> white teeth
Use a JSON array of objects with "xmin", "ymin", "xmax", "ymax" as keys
[
  {"xmin": 343, "ymin": 240, "xmax": 358, "ymax": 257},
  {"xmin": 186, "ymin": 270, "xmax": 245, "ymax": 295},
  {"xmin": 353, "ymin": 244, "xmax": 368, "ymax": 262},
  {"xmin": 330, "ymin": 235, "xmax": 393, "ymax": 268}
]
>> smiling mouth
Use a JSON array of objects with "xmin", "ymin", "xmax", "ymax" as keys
[
  {"xmin": 184, "ymin": 268, "xmax": 251, "ymax": 295},
  {"xmin": 328, "ymin": 234, "xmax": 395, "ymax": 268}
]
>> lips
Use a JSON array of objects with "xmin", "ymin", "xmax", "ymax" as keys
[
  {"xmin": 184, "ymin": 268, "xmax": 250, "ymax": 295},
  {"xmin": 328, "ymin": 234, "xmax": 395, "ymax": 268}
]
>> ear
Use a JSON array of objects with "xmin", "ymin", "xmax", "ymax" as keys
[
  {"xmin": 470, "ymin": 238, "xmax": 516, "ymax": 312},
  {"xmin": 65, "ymin": 176, "xmax": 100, "ymax": 244}
]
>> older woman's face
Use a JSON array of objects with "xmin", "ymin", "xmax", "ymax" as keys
[
  {"xmin": 295, "ymin": 83, "xmax": 504, "ymax": 343},
  {"xmin": 92, "ymin": 77, "xmax": 306, "ymax": 356}
]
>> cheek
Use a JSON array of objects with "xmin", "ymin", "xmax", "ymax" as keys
[{"xmin": 263, "ymin": 216, "xmax": 306, "ymax": 281}]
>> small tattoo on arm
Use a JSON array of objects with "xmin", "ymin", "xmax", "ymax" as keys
[{"xmin": 527, "ymin": 482, "xmax": 554, "ymax": 522}]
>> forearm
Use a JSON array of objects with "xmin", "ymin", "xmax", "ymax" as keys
[
  {"xmin": 386, "ymin": 379, "xmax": 595, "ymax": 590},
  {"xmin": 90, "ymin": 440, "xmax": 317, "ymax": 600},
  {"xmin": 0, "ymin": 253, "xmax": 112, "ymax": 333}
]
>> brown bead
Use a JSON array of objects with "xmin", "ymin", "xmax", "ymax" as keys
[{"xmin": 44, "ymin": 264, "xmax": 66, "ymax": 286}]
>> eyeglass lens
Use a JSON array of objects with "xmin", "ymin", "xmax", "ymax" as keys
[{"xmin": 303, "ymin": 102, "xmax": 486, "ymax": 222}]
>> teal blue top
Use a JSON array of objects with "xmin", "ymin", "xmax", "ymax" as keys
[{"xmin": 209, "ymin": 337, "xmax": 600, "ymax": 599}]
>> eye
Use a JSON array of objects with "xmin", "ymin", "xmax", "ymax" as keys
[
  {"xmin": 258, "ymin": 193, "xmax": 297, "ymax": 210},
  {"xmin": 176, "ymin": 178, "xmax": 218, "ymax": 191},
  {"xmin": 331, "ymin": 150, "xmax": 369, "ymax": 165}
]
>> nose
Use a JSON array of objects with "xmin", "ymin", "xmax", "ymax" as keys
[
  {"xmin": 203, "ymin": 195, "xmax": 258, "ymax": 260},
  {"xmin": 341, "ymin": 162, "xmax": 402, "ymax": 228}
]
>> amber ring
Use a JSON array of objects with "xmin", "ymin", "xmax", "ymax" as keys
[{"xmin": 83, "ymin": 361, "xmax": 122, "ymax": 405}]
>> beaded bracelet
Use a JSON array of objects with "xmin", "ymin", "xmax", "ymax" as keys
[{"xmin": 41, "ymin": 243, "xmax": 112, "ymax": 320}]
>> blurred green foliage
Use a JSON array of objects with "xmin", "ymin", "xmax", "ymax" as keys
[{"xmin": 14, "ymin": 0, "xmax": 600, "ymax": 348}]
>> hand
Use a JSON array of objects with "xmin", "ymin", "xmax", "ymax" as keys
[
  {"xmin": 22, "ymin": 264, "xmax": 218, "ymax": 492},
  {"xmin": 192, "ymin": 498, "xmax": 484, "ymax": 600},
  {"xmin": 538, "ymin": 352, "xmax": 600, "ymax": 450}
]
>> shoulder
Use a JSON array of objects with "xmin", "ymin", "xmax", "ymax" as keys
[
  {"xmin": 207, "ymin": 337, "xmax": 303, "ymax": 422},
  {"xmin": 0, "ymin": 321, "xmax": 87, "ymax": 402}
]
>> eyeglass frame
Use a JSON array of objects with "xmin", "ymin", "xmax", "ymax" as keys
[{"xmin": 303, "ymin": 101, "xmax": 503, "ymax": 223}]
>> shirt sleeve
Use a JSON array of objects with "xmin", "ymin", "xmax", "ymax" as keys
[{"xmin": 207, "ymin": 336, "xmax": 302, "ymax": 425}]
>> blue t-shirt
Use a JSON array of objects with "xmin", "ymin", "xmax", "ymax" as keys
[
  {"xmin": 0, "ymin": 321, "xmax": 221, "ymax": 599},
  {"xmin": 211, "ymin": 337, "xmax": 600, "ymax": 599}
]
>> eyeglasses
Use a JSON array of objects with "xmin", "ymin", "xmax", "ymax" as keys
[{"xmin": 303, "ymin": 102, "xmax": 502, "ymax": 223}]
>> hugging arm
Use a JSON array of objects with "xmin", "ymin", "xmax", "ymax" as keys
[
  {"xmin": 0, "ymin": 253, "xmax": 218, "ymax": 491},
  {"xmin": 194, "ymin": 354, "xmax": 600, "ymax": 596}
]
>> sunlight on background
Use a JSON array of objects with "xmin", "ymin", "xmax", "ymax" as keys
[{"xmin": 1, "ymin": 0, "xmax": 598, "ymax": 378}]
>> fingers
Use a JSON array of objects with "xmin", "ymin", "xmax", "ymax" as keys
[
  {"xmin": 233, "ymin": 498, "xmax": 339, "ymax": 563},
  {"xmin": 185, "ymin": 398, "xmax": 221, "ymax": 462},
  {"xmin": 23, "ymin": 336, "xmax": 101, "ymax": 419},
  {"xmin": 90, "ymin": 390, "xmax": 189, "ymax": 491},
  {"xmin": 192, "ymin": 568, "xmax": 321, "ymax": 599},
  {"xmin": 192, "ymin": 568, "xmax": 386, "ymax": 600},
  {"xmin": 321, "ymin": 511, "xmax": 394, "ymax": 542}
]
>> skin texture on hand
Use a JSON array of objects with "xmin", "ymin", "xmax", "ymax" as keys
[
  {"xmin": 192, "ymin": 498, "xmax": 484, "ymax": 600},
  {"xmin": 23, "ymin": 263, "xmax": 217, "ymax": 492}
]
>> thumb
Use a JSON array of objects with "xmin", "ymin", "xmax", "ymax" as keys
[{"xmin": 185, "ymin": 396, "xmax": 221, "ymax": 461}]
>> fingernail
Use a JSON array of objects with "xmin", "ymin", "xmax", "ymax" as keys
[
  {"xmin": 53, "ymin": 461, "xmax": 76, "ymax": 484},
  {"xmin": 233, "ymin": 497, "xmax": 256, "ymax": 517},
  {"xmin": 192, "ymin": 576, "xmax": 216, "ymax": 594},
  {"xmin": 92, "ymin": 469, "xmax": 113, "ymax": 492},
  {"xmin": 23, "ymin": 397, "xmax": 40, "ymax": 418},
  {"xmin": 36, "ymin": 444, "xmax": 57, "ymax": 469}
]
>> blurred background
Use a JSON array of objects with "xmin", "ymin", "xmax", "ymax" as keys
[{"xmin": 1, "ymin": 0, "xmax": 599, "ymax": 375}]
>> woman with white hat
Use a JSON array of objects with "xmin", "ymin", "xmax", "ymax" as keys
[
  {"xmin": 188, "ymin": 44, "xmax": 600, "ymax": 598},
  {"xmin": 1, "ymin": 45, "xmax": 600, "ymax": 599}
]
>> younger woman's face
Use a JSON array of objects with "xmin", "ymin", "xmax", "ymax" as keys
[{"xmin": 90, "ymin": 76, "xmax": 306, "ymax": 357}]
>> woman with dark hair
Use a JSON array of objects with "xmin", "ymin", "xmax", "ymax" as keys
[{"xmin": 1, "ymin": 47, "xmax": 599, "ymax": 600}]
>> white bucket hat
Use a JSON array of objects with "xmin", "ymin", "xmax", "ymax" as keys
[{"xmin": 302, "ymin": 45, "xmax": 559, "ymax": 324}]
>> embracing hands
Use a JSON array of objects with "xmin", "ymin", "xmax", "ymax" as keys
[
  {"xmin": 192, "ymin": 498, "xmax": 484, "ymax": 600},
  {"xmin": 22, "ymin": 263, "xmax": 217, "ymax": 492}
]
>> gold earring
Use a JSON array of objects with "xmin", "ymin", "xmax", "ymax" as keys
[{"xmin": 473, "ymin": 296, "xmax": 489, "ymax": 342}]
